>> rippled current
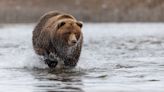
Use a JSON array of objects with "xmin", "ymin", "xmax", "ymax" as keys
[{"xmin": 0, "ymin": 23, "xmax": 164, "ymax": 92}]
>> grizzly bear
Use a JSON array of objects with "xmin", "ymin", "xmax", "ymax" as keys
[{"xmin": 32, "ymin": 11, "xmax": 83, "ymax": 68}]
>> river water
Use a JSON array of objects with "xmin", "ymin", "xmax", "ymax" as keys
[{"xmin": 0, "ymin": 23, "xmax": 164, "ymax": 92}]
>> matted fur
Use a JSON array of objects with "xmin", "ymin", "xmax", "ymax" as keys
[{"xmin": 32, "ymin": 11, "xmax": 83, "ymax": 68}]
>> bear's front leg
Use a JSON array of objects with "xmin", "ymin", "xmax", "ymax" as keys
[
  {"xmin": 44, "ymin": 59, "xmax": 58, "ymax": 68},
  {"xmin": 44, "ymin": 52, "xmax": 58, "ymax": 68}
]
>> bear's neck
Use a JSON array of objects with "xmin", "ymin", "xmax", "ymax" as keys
[
  {"xmin": 50, "ymin": 35, "xmax": 82, "ymax": 59},
  {"xmin": 50, "ymin": 39, "xmax": 77, "ymax": 58}
]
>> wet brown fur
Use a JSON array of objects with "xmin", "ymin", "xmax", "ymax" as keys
[{"xmin": 32, "ymin": 11, "xmax": 83, "ymax": 67}]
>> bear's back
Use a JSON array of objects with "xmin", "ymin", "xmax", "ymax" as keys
[
  {"xmin": 33, "ymin": 11, "xmax": 61, "ymax": 33},
  {"xmin": 44, "ymin": 13, "xmax": 76, "ymax": 30}
]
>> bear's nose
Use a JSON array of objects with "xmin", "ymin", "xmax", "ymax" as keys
[{"xmin": 71, "ymin": 40, "xmax": 77, "ymax": 44}]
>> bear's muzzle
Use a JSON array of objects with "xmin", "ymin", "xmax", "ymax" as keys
[{"xmin": 68, "ymin": 34, "xmax": 77, "ymax": 46}]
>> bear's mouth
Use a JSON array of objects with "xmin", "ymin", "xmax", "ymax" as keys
[{"xmin": 68, "ymin": 42, "xmax": 77, "ymax": 47}]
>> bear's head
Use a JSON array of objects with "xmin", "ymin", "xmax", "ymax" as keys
[{"xmin": 51, "ymin": 19, "xmax": 83, "ymax": 47}]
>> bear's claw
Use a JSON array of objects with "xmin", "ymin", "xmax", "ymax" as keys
[{"xmin": 44, "ymin": 59, "xmax": 58, "ymax": 68}]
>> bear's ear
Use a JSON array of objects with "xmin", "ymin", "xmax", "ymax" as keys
[
  {"xmin": 57, "ymin": 21, "xmax": 65, "ymax": 29},
  {"xmin": 76, "ymin": 21, "xmax": 83, "ymax": 28}
]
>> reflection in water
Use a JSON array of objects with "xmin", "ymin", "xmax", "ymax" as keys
[{"xmin": 31, "ymin": 69, "xmax": 85, "ymax": 92}]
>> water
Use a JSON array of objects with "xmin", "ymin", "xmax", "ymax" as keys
[{"xmin": 0, "ymin": 23, "xmax": 164, "ymax": 92}]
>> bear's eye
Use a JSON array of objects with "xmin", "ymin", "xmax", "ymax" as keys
[{"xmin": 74, "ymin": 32, "xmax": 78, "ymax": 35}]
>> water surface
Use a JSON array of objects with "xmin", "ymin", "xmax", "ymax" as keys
[{"xmin": 0, "ymin": 23, "xmax": 164, "ymax": 92}]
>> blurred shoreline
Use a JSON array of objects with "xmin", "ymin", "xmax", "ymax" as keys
[{"xmin": 1, "ymin": 0, "xmax": 164, "ymax": 23}]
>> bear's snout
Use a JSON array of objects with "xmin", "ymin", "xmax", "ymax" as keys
[
  {"xmin": 71, "ymin": 39, "xmax": 77, "ymax": 44},
  {"xmin": 68, "ymin": 33, "xmax": 77, "ymax": 46}
]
